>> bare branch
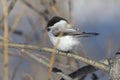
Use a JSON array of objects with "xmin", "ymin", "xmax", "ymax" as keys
[
  {"xmin": 1, "ymin": 0, "xmax": 9, "ymax": 80},
  {"xmin": 21, "ymin": 0, "xmax": 49, "ymax": 21},
  {"xmin": 0, "ymin": 0, "xmax": 18, "ymax": 22},
  {"xmin": 11, "ymin": 59, "xmax": 24, "ymax": 80},
  {"xmin": 21, "ymin": 50, "xmax": 74, "ymax": 80},
  {"xmin": 109, "ymin": 52, "xmax": 120, "ymax": 80},
  {"xmin": 0, "ymin": 42, "xmax": 110, "ymax": 72}
]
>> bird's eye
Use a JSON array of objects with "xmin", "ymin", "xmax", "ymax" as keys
[
  {"xmin": 46, "ymin": 27, "xmax": 50, "ymax": 31},
  {"xmin": 47, "ymin": 28, "xmax": 50, "ymax": 31}
]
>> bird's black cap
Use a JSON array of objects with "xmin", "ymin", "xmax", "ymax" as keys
[{"xmin": 47, "ymin": 16, "xmax": 67, "ymax": 27}]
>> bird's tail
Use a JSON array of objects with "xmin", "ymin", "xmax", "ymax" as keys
[{"xmin": 77, "ymin": 32, "xmax": 99, "ymax": 37}]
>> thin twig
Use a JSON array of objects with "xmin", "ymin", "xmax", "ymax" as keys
[
  {"xmin": 8, "ymin": 0, "xmax": 17, "ymax": 14},
  {"xmin": 9, "ymin": 13, "xmax": 23, "ymax": 36},
  {"xmin": 1, "ymin": 0, "xmax": 9, "ymax": 80},
  {"xmin": 48, "ymin": 24, "xmax": 69, "ymax": 80},
  {"xmin": 48, "ymin": 27, "xmax": 64, "ymax": 80},
  {"xmin": 68, "ymin": 0, "xmax": 72, "ymax": 23}
]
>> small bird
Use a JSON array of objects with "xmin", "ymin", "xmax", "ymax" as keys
[{"xmin": 46, "ymin": 16, "xmax": 99, "ymax": 52}]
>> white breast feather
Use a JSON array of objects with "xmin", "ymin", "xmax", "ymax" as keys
[{"xmin": 48, "ymin": 32, "xmax": 79, "ymax": 51}]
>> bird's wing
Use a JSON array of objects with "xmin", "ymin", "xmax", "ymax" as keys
[{"xmin": 52, "ymin": 29, "xmax": 99, "ymax": 37}]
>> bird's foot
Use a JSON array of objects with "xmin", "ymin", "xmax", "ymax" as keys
[{"xmin": 57, "ymin": 49, "xmax": 71, "ymax": 55}]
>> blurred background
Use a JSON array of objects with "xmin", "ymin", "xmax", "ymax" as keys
[{"xmin": 0, "ymin": 0, "xmax": 120, "ymax": 80}]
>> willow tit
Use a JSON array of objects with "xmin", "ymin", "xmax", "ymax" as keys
[{"xmin": 46, "ymin": 16, "xmax": 99, "ymax": 52}]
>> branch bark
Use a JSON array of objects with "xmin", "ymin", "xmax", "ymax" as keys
[
  {"xmin": 109, "ymin": 52, "xmax": 120, "ymax": 80},
  {"xmin": 0, "ymin": 42, "xmax": 109, "ymax": 72},
  {"xmin": 1, "ymin": 0, "xmax": 9, "ymax": 80},
  {"xmin": 0, "ymin": 42, "xmax": 120, "ymax": 80}
]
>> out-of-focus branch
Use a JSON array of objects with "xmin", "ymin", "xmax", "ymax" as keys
[
  {"xmin": 8, "ymin": 0, "xmax": 17, "ymax": 14},
  {"xmin": 11, "ymin": 59, "xmax": 24, "ymax": 80},
  {"xmin": 9, "ymin": 13, "xmax": 23, "ymax": 36},
  {"xmin": 48, "ymin": 24, "xmax": 68, "ymax": 80},
  {"xmin": 0, "ymin": 42, "xmax": 110, "ymax": 72},
  {"xmin": 68, "ymin": 0, "xmax": 72, "ymax": 23},
  {"xmin": 1, "ymin": 0, "xmax": 9, "ymax": 80},
  {"xmin": 0, "ymin": 0, "xmax": 18, "ymax": 22},
  {"xmin": 0, "ymin": 0, "xmax": 23, "ymax": 36},
  {"xmin": 21, "ymin": 0, "xmax": 49, "ymax": 21},
  {"xmin": 45, "ymin": 0, "xmax": 60, "ymax": 16},
  {"xmin": 22, "ymin": 73, "xmax": 33, "ymax": 80},
  {"xmin": 109, "ymin": 51, "xmax": 120, "ymax": 80},
  {"xmin": 21, "ymin": 50, "xmax": 74, "ymax": 80}
]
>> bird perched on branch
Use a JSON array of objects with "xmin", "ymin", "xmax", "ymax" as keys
[{"xmin": 46, "ymin": 16, "xmax": 99, "ymax": 52}]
